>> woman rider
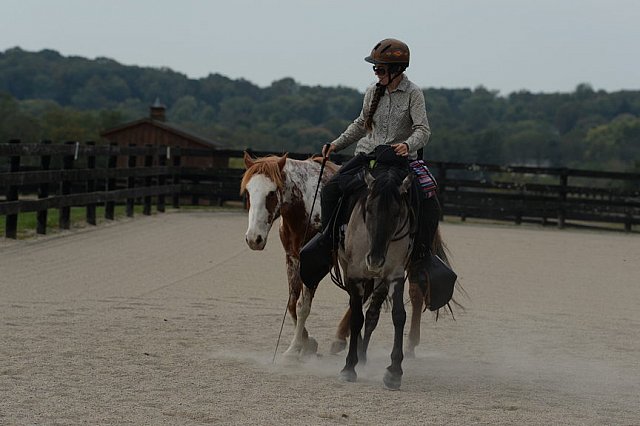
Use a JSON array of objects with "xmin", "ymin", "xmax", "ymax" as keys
[{"xmin": 302, "ymin": 38, "xmax": 440, "ymax": 291}]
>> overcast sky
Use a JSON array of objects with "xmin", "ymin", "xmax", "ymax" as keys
[{"xmin": 1, "ymin": 0, "xmax": 638, "ymax": 95}]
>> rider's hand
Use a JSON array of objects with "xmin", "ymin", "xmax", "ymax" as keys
[
  {"xmin": 322, "ymin": 143, "xmax": 336, "ymax": 158},
  {"xmin": 392, "ymin": 142, "xmax": 409, "ymax": 157}
]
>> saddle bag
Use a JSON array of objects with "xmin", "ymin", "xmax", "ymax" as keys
[{"xmin": 424, "ymin": 254, "xmax": 457, "ymax": 311}]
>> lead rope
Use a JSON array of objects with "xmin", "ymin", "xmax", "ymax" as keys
[{"xmin": 272, "ymin": 148, "xmax": 329, "ymax": 364}]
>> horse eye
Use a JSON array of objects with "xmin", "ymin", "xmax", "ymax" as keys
[{"xmin": 265, "ymin": 191, "xmax": 278, "ymax": 211}]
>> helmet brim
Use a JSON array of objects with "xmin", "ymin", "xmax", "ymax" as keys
[{"xmin": 364, "ymin": 56, "xmax": 409, "ymax": 66}]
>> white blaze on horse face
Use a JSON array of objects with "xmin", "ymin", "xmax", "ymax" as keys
[{"xmin": 245, "ymin": 175, "xmax": 279, "ymax": 250}]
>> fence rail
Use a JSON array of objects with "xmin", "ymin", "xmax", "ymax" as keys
[{"xmin": 2, "ymin": 141, "xmax": 639, "ymax": 238}]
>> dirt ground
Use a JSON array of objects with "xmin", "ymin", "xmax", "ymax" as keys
[{"xmin": 1, "ymin": 211, "xmax": 638, "ymax": 425}]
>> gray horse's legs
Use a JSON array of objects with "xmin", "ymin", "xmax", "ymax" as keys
[
  {"xmin": 384, "ymin": 279, "xmax": 406, "ymax": 390},
  {"xmin": 341, "ymin": 283, "xmax": 364, "ymax": 382},
  {"xmin": 361, "ymin": 283, "xmax": 387, "ymax": 364}
]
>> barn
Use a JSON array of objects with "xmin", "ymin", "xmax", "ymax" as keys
[{"xmin": 100, "ymin": 99, "xmax": 227, "ymax": 168}]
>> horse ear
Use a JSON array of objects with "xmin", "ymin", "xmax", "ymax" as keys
[
  {"xmin": 364, "ymin": 169, "xmax": 375, "ymax": 188},
  {"xmin": 243, "ymin": 151, "xmax": 255, "ymax": 169},
  {"xmin": 277, "ymin": 153, "xmax": 288, "ymax": 170},
  {"xmin": 400, "ymin": 173, "xmax": 413, "ymax": 194}
]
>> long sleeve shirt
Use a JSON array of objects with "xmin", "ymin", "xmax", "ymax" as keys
[{"xmin": 331, "ymin": 75, "xmax": 431, "ymax": 160}]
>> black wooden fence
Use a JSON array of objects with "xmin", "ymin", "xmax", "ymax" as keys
[{"xmin": 1, "ymin": 140, "xmax": 639, "ymax": 239}]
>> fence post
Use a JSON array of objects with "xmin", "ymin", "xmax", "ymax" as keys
[
  {"xmin": 515, "ymin": 186, "xmax": 523, "ymax": 225},
  {"xmin": 558, "ymin": 169, "xmax": 568, "ymax": 229},
  {"xmin": 86, "ymin": 141, "xmax": 97, "ymax": 225},
  {"xmin": 172, "ymin": 148, "xmax": 181, "ymax": 209},
  {"xmin": 143, "ymin": 144, "xmax": 153, "ymax": 216},
  {"xmin": 36, "ymin": 140, "xmax": 52, "ymax": 235},
  {"xmin": 105, "ymin": 143, "xmax": 118, "ymax": 220},
  {"xmin": 59, "ymin": 141, "xmax": 75, "ymax": 230},
  {"xmin": 191, "ymin": 176, "xmax": 200, "ymax": 206},
  {"xmin": 126, "ymin": 144, "xmax": 137, "ymax": 217},
  {"xmin": 157, "ymin": 146, "xmax": 167, "ymax": 213},
  {"xmin": 4, "ymin": 139, "xmax": 21, "ymax": 239}
]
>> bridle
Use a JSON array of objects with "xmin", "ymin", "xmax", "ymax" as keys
[{"xmin": 390, "ymin": 200, "xmax": 411, "ymax": 242}]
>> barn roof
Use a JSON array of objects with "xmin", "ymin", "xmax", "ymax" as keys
[
  {"xmin": 101, "ymin": 99, "xmax": 223, "ymax": 149},
  {"xmin": 101, "ymin": 118, "xmax": 223, "ymax": 149}
]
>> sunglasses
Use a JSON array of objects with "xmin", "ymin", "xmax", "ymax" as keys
[{"xmin": 373, "ymin": 66, "xmax": 387, "ymax": 76}]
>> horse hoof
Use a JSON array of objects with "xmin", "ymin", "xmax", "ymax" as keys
[
  {"xmin": 330, "ymin": 339, "xmax": 347, "ymax": 354},
  {"xmin": 302, "ymin": 337, "xmax": 318, "ymax": 356},
  {"xmin": 282, "ymin": 346, "xmax": 302, "ymax": 361},
  {"xmin": 340, "ymin": 369, "xmax": 357, "ymax": 383},
  {"xmin": 383, "ymin": 370, "xmax": 402, "ymax": 390}
]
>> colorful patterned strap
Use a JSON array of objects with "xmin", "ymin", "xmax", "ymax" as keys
[{"xmin": 409, "ymin": 160, "xmax": 437, "ymax": 199}]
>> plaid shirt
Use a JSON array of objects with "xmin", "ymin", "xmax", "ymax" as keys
[{"xmin": 331, "ymin": 75, "xmax": 431, "ymax": 160}]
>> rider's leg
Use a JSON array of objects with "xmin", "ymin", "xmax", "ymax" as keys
[
  {"xmin": 408, "ymin": 196, "xmax": 440, "ymax": 293},
  {"xmin": 320, "ymin": 153, "xmax": 369, "ymax": 235}
]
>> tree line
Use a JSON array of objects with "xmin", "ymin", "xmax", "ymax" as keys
[{"xmin": 1, "ymin": 47, "xmax": 639, "ymax": 171}]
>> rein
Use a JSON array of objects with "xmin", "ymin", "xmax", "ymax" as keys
[
  {"xmin": 363, "ymin": 187, "xmax": 412, "ymax": 242},
  {"xmin": 390, "ymin": 198, "xmax": 411, "ymax": 242}
]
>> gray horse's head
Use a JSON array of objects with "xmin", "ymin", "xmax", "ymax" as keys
[{"xmin": 362, "ymin": 168, "xmax": 413, "ymax": 275}]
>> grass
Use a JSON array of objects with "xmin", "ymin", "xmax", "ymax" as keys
[
  {"xmin": 228, "ymin": 157, "xmax": 246, "ymax": 169},
  {"xmin": 0, "ymin": 203, "xmax": 247, "ymax": 240},
  {"xmin": 0, "ymin": 205, "xmax": 145, "ymax": 239}
]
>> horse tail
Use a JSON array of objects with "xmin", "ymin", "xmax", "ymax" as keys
[{"xmin": 431, "ymin": 227, "xmax": 450, "ymax": 265}]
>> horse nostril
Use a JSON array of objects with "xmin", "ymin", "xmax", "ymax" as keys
[
  {"xmin": 366, "ymin": 254, "xmax": 384, "ymax": 270},
  {"xmin": 256, "ymin": 235, "xmax": 263, "ymax": 245}
]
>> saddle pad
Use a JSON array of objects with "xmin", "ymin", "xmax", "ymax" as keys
[{"xmin": 409, "ymin": 160, "xmax": 437, "ymax": 199}]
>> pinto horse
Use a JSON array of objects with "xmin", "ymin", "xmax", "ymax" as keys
[
  {"xmin": 338, "ymin": 165, "xmax": 414, "ymax": 389},
  {"xmin": 241, "ymin": 152, "xmax": 338, "ymax": 358}
]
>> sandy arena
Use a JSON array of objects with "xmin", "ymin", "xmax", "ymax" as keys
[{"xmin": 1, "ymin": 211, "xmax": 638, "ymax": 425}]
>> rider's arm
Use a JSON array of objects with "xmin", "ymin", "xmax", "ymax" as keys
[
  {"xmin": 330, "ymin": 86, "xmax": 374, "ymax": 152},
  {"xmin": 403, "ymin": 87, "xmax": 431, "ymax": 153}
]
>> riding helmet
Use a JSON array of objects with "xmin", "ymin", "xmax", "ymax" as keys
[{"xmin": 364, "ymin": 38, "xmax": 410, "ymax": 66}]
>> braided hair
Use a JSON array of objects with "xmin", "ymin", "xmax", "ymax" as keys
[
  {"xmin": 364, "ymin": 84, "xmax": 386, "ymax": 132},
  {"xmin": 364, "ymin": 64, "xmax": 407, "ymax": 132}
]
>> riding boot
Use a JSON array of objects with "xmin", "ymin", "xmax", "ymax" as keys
[
  {"xmin": 299, "ymin": 172, "xmax": 344, "ymax": 290},
  {"xmin": 320, "ymin": 173, "xmax": 343, "ymax": 243}
]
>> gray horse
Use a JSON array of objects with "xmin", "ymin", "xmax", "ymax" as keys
[{"xmin": 338, "ymin": 164, "xmax": 413, "ymax": 390}]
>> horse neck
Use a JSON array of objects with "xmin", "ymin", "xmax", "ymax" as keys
[{"xmin": 278, "ymin": 160, "xmax": 315, "ymax": 224}]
